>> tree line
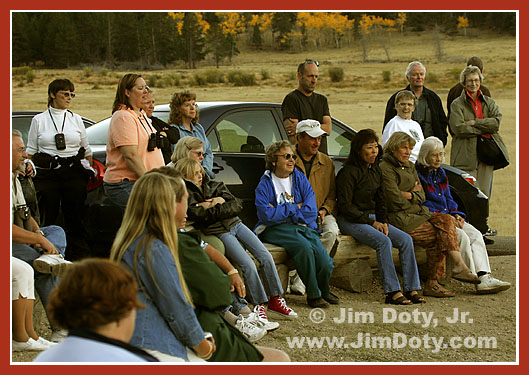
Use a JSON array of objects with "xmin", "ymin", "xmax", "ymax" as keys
[{"xmin": 12, "ymin": 12, "xmax": 515, "ymax": 69}]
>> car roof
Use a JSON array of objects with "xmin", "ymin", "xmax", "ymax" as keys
[
  {"xmin": 153, "ymin": 101, "xmax": 280, "ymax": 112},
  {"xmin": 11, "ymin": 110, "xmax": 96, "ymax": 125}
]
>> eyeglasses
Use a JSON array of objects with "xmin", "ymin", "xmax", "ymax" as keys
[
  {"xmin": 466, "ymin": 79, "xmax": 481, "ymax": 84},
  {"xmin": 304, "ymin": 59, "xmax": 319, "ymax": 67},
  {"xmin": 276, "ymin": 153, "xmax": 298, "ymax": 161},
  {"xmin": 59, "ymin": 91, "xmax": 76, "ymax": 98},
  {"xmin": 190, "ymin": 150, "xmax": 206, "ymax": 157}
]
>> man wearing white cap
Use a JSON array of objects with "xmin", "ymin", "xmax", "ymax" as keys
[{"xmin": 287, "ymin": 119, "xmax": 340, "ymax": 297}]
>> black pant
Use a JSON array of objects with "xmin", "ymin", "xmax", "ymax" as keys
[{"xmin": 33, "ymin": 165, "xmax": 90, "ymax": 260}]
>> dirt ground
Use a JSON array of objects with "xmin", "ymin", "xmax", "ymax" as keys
[{"xmin": 12, "ymin": 253, "xmax": 516, "ymax": 364}]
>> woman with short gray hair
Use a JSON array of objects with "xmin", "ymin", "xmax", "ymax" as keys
[{"xmin": 416, "ymin": 137, "xmax": 511, "ymax": 294}]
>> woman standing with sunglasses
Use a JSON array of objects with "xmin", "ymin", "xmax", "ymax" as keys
[
  {"xmin": 169, "ymin": 91, "xmax": 215, "ymax": 179},
  {"xmin": 27, "ymin": 78, "xmax": 93, "ymax": 260}
]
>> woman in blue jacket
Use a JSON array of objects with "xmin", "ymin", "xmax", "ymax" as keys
[
  {"xmin": 416, "ymin": 136, "xmax": 510, "ymax": 295},
  {"xmin": 254, "ymin": 140, "xmax": 337, "ymax": 308}
]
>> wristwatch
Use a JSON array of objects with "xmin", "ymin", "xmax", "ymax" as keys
[
  {"xmin": 227, "ymin": 269, "xmax": 239, "ymax": 276},
  {"xmin": 36, "ymin": 230, "xmax": 45, "ymax": 236}
]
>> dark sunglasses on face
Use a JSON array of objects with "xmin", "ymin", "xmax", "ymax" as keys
[
  {"xmin": 190, "ymin": 150, "xmax": 206, "ymax": 157},
  {"xmin": 59, "ymin": 91, "xmax": 76, "ymax": 98},
  {"xmin": 276, "ymin": 153, "xmax": 297, "ymax": 161}
]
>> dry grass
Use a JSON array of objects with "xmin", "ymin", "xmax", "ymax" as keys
[{"xmin": 11, "ymin": 30, "xmax": 517, "ymax": 235}]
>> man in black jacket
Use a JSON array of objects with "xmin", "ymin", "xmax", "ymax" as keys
[{"xmin": 383, "ymin": 61, "xmax": 449, "ymax": 146}]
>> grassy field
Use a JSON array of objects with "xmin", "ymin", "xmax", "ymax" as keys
[{"xmin": 11, "ymin": 30, "xmax": 517, "ymax": 235}]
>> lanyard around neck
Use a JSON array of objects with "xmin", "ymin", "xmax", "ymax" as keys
[{"xmin": 48, "ymin": 109, "xmax": 66, "ymax": 133}]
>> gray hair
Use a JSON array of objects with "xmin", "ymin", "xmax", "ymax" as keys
[
  {"xmin": 170, "ymin": 136, "xmax": 204, "ymax": 164},
  {"xmin": 417, "ymin": 136, "xmax": 445, "ymax": 167},
  {"xmin": 460, "ymin": 65, "xmax": 484, "ymax": 85},
  {"xmin": 264, "ymin": 140, "xmax": 293, "ymax": 171},
  {"xmin": 383, "ymin": 132, "xmax": 416, "ymax": 155},
  {"xmin": 405, "ymin": 61, "xmax": 426, "ymax": 79},
  {"xmin": 12, "ymin": 129, "xmax": 23, "ymax": 138}
]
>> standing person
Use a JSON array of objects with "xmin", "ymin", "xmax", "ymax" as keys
[
  {"xmin": 34, "ymin": 258, "xmax": 159, "ymax": 362},
  {"xmin": 380, "ymin": 132, "xmax": 480, "ymax": 298},
  {"xmin": 416, "ymin": 137, "xmax": 511, "ymax": 294},
  {"xmin": 12, "ymin": 129, "xmax": 72, "ymax": 342},
  {"xmin": 383, "ymin": 61, "xmax": 449, "ymax": 145},
  {"xmin": 447, "ymin": 56, "xmax": 491, "ymax": 119},
  {"xmin": 282, "ymin": 59, "xmax": 332, "ymax": 153},
  {"xmin": 169, "ymin": 91, "xmax": 215, "ymax": 179},
  {"xmin": 26, "ymin": 78, "xmax": 93, "ymax": 260},
  {"xmin": 143, "ymin": 87, "xmax": 180, "ymax": 164},
  {"xmin": 449, "ymin": 65, "xmax": 508, "ymax": 202},
  {"xmin": 103, "ymin": 73, "xmax": 164, "ymax": 210},
  {"xmin": 12, "ymin": 257, "xmax": 56, "ymax": 351},
  {"xmin": 382, "ymin": 90, "xmax": 425, "ymax": 163},
  {"xmin": 174, "ymin": 157, "xmax": 297, "ymax": 320},
  {"xmin": 255, "ymin": 141, "xmax": 337, "ymax": 308},
  {"xmin": 336, "ymin": 129, "xmax": 424, "ymax": 305}
]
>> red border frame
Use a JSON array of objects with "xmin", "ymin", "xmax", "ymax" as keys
[{"xmin": 4, "ymin": 2, "xmax": 522, "ymax": 372}]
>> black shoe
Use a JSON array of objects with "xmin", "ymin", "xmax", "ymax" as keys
[
  {"xmin": 322, "ymin": 292, "xmax": 340, "ymax": 305},
  {"xmin": 307, "ymin": 297, "xmax": 329, "ymax": 308},
  {"xmin": 484, "ymin": 237, "xmax": 495, "ymax": 245}
]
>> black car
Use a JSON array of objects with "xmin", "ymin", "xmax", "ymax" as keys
[
  {"xmin": 86, "ymin": 101, "xmax": 489, "ymax": 234},
  {"xmin": 12, "ymin": 110, "xmax": 96, "ymax": 146}
]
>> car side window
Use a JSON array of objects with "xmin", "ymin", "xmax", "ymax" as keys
[
  {"xmin": 327, "ymin": 122, "xmax": 354, "ymax": 157},
  {"xmin": 214, "ymin": 109, "xmax": 281, "ymax": 153}
]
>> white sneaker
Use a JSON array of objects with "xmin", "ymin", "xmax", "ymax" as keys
[
  {"xmin": 289, "ymin": 272, "xmax": 306, "ymax": 296},
  {"xmin": 50, "ymin": 329, "xmax": 68, "ymax": 343},
  {"xmin": 37, "ymin": 337, "xmax": 57, "ymax": 348},
  {"xmin": 12, "ymin": 338, "xmax": 49, "ymax": 351},
  {"xmin": 476, "ymin": 273, "xmax": 511, "ymax": 294},
  {"xmin": 33, "ymin": 254, "xmax": 72, "ymax": 276},
  {"xmin": 251, "ymin": 305, "xmax": 280, "ymax": 331},
  {"xmin": 235, "ymin": 315, "xmax": 267, "ymax": 342}
]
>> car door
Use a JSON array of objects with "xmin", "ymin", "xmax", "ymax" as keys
[{"xmin": 206, "ymin": 105, "xmax": 283, "ymax": 228}]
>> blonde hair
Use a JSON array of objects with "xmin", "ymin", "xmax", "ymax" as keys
[
  {"xmin": 174, "ymin": 157, "xmax": 204, "ymax": 181},
  {"xmin": 383, "ymin": 131, "xmax": 416, "ymax": 155},
  {"xmin": 109, "ymin": 171, "xmax": 193, "ymax": 305},
  {"xmin": 171, "ymin": 136, "xmax": 204, "ymax": 164}
]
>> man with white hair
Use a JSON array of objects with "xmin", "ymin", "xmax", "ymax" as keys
[
  {"xmin": 383, "ymin": 61, "xmax": 449, "ymax": 146},
  {"xmin": 12, "ymin": 129, "xmax": 72, "ymax": 342}
]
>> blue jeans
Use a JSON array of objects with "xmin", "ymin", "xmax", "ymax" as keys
[
  {"xmin": 12, "ymin": 225, "xmax": 67, "ymax": 325},
  {"xmin": 337, "ymin": 215, "xmax": 421, "ymax": 294},
  {"xmin": 103, "ymin": 180, "xmax": 135, "ymax": 210},
  {"xmin": 218, "ymin": 222, "xmax": 283, "ymax": 305}
]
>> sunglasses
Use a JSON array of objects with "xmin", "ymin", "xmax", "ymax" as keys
[
  {"xmin": 59, "ymin": 91, "xmax": 76, "ymax": 98},
  {"xmin": 276, "ymin": 153, "xmax": 297, "ymax": 161},
  {"xmin": 304, "ymin": 59, "xmax": 319, "ymax": 67},
  {"xmin": 190, "ymin": 150, "xmax": 206, "ymax": 157}
]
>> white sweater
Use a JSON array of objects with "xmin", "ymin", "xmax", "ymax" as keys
[{"xmin": 382, "ymin": 115, "xmax": 424, "ymax": 163}]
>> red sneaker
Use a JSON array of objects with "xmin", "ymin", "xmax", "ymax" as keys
[{"xmin": 267, "ymin": 296, "xmax": 298, "ymax": 319}]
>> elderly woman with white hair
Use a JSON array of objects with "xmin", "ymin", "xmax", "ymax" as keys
[{"xmin": 415, "ymin": 136, "xmax": 511, "ymax": 294}]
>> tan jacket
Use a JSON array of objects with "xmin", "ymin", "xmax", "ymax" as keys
[
  {"xmin": 294, "ymin": 149, "xmax": 337, "ymax": 216},
  {"xmin": 449, "ymin": 90, "xmax": 508, "ymax": 171},
  {"xmin": 379, "ymin": 152, "xmax": 432, "ymax": 233}
]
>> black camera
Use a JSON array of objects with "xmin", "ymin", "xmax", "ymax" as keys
[
  {"xmin": 147, "ymin": 132, "xmax": 166, "ymax": 152},
  {"xmin": 55, "ymin": 133, "xmax": 66, "ymax": 150}
]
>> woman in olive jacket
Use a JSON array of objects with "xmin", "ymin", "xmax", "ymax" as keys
[
  {"xmin": 379, "ymin": 132, "xmax": 479, "ymax": 298},
  {"xmin": 449, "ymin": 65, "xmax": 509, "ymax": 199}
]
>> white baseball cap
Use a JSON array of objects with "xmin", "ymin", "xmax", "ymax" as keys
[{"xmin": 296, "ymin": 119, "xmax": 327, "ymax": 138}]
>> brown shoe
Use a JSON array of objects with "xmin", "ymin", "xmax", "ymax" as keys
[
  {"xmin": 452, "ymin": 270, "xmax": 481, "ymax": 284},
  {"xmin": 423, "ymin": 284, "xmax": 456, "ymax": 298}
]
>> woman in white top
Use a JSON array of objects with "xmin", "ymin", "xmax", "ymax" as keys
[
  {"xmin": 382, "ymin": 90, "xmax": 424, "ymax": 163},
  {"xmin": 27, "ymin": 78, "xmax": 93, "ymax": 260}
]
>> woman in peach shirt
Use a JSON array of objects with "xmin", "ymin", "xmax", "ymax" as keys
[{"xmin": 103, "ymin": 73, "xmax": 164, "ymax": 209}]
